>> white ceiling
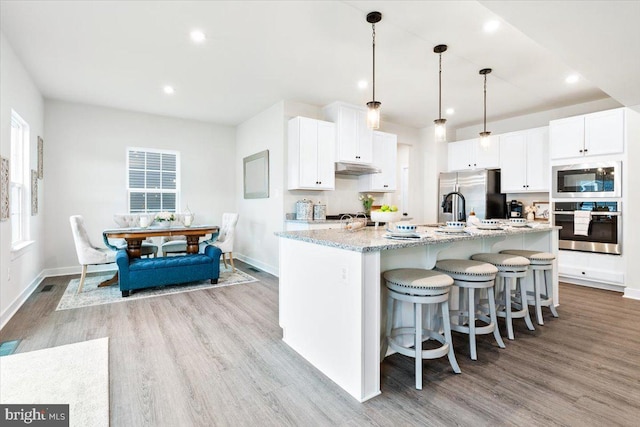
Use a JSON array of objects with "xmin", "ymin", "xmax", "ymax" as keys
[{"xmin": 1, "ymin": 1, "xmax": 636, "ymax": 130}]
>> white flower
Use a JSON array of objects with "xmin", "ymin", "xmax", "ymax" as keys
[{"xmin": 155, "ymin": 211, "xmax": 175, "ymax": 222}]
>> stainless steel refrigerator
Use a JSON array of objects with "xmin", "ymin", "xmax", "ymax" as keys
[{"xmin": 438, "ymin": 169, "xmax": 506, "ymax": 223}]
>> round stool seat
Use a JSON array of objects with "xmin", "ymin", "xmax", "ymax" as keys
[
  {"xmin": 435, "ymin": 259, "xmax": 498, "ymax": 282},
  {"xmin": 471, "ymin": 253, "xmax": 530, "ymax": 271},
  {"xmin": 500, "ymin": 249, "xmax": 555, "ymax": 265},
  {"xmin": 382, "ymin": 268, "xmax": 461, "ymax": 390},
  {"xmin": 471, "ymin": 253, "xmax": 534, "ymax": 340},
  {"xmin": 384, "ymin": 268, "xmax": 453, "ymax": 296},
  {"xmin": 500, "ymin": 249, "xmax": 558, "ymax": 325}
]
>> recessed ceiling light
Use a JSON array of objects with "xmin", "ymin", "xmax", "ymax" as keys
[
  {"xmin": 483, "ymin": 20, "xmax": 500, "ymax": 33},
  {"xmin": 190, "ymin": 30, "xmax": 206, "ymax": 43},
  {"xmin": 163, "ymin": 85, "xmax": 175, "ymax": 95},
  {"xmin": 565, "ymin": 74, "xmax": 580, "ymax": 84},
  {"xmin": 358, "ymin": 80, "xmax": 368, "ymax": 89},
  {"xmin": 446, "ymin": 108, "xmax": 455, "ymax": 115}
]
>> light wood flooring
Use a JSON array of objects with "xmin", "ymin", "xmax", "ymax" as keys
[{"xmin": 2, "ymin": 261, "xmax": 639, "ymax": 426}]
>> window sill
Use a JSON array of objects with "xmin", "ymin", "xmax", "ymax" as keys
[{"xmin": 11, "ymin": 240, "xmax": 35, "ymax": 260}]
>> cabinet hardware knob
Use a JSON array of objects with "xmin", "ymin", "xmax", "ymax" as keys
[
  {"xmin": 584, "ymin": 149, "xmax": 588, "ymax": 152},
  {"xmin": 579, "ymin": 149, "xmax": 583, "ymax": 153}
]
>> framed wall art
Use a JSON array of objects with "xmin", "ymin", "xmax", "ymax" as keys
[
  {"xmin": 533, "ymin": 201, "xmax": 550, "ymax": 220},
  {"xmin": 1, "ymin": 157, "xmax": 9, "ymax": 221},
  {"xmin": 31, "ymin": 169, "xmax": 38, "ymax": 215},
  {"xmin": 243, "ymin": 150, "xmax": 269, "ymax": 199},
  {"xmin": 37, "ymin": 136, "xmax": 44, "ymax": 179}
]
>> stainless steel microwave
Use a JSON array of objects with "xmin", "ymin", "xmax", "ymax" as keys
[{"xmin": 552, "ymin": 161, "xmax": 622, "ymax": 198}]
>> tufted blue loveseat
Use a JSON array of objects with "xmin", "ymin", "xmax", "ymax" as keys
[{"xmin": 116, "ymin": 245, "xmax": 222, "ymax": 297}]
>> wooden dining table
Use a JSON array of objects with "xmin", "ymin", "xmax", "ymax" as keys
[{"xmin": 103, "ymin": 224, "xmax": 220, "ymax": 258}]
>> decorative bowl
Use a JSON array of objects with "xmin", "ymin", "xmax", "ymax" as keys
[
  {"xmin": 446, "ymin": 221, "xmax": 466, "ymax": 229},
  {"xmin": 370, "ymin": 210, "xmax": 402, "ymax": 223},
  {"xmin": 395, "ymin": 223, "xmax": 417, "ymax": 233},
  {"xmin": 481, "ymin": 219, "xmax": 500, "ymax": 226},
  {"xmin": 510, "ymin": 218, "xmax": 526, "ymax": 224}
]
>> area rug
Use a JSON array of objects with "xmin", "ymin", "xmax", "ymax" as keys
[
  {"xmin": 0, "ymin": 337, "xmax": 109, "ymax": 427},
  {"xmin": 56, "ymin": 268, "xmax": 258, "ymax": 311}
]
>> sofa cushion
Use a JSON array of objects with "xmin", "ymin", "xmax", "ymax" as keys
[{"xmin": 129, "ymin": 254, "xmax": 212, "ymax": 271}]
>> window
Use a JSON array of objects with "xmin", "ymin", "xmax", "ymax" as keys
[
  {"xmin": 10, "ymin": 110, "xmax": 30, "ymax": 247},
  {"xmin": 127, "ymin": 148, "xmax": 179, "ymax": 213}
]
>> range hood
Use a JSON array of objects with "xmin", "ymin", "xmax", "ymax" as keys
[{"xmin": 334, "ymin": 162, "xmax": 381, "ymax": 176}]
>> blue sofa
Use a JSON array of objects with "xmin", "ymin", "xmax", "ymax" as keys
[{"xmin": 116, "ymin": 245, "xmax": 222, "ymax": 297}]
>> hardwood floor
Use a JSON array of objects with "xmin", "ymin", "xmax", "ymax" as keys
[{"xmin": 2, "ymin": 263, "xmax": 639, "ymax": 426}]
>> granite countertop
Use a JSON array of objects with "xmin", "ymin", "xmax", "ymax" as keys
[
  {"xmin": 285, "ymin": 218, "xmax": 344, "ymax": 224},
  {"xmin": 275, "ymin": 223, "xmax": 559, "ymax": 253}
]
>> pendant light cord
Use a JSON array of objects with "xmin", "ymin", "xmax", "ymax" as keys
[
  {"xmin": 483, "ymin": 73, "xmax": 487, "ymax": 133},
  {"xmin": 438, "ymin": 52, "xmax": 442, "ymax": 120},
  {"xmin": 372, "ymin": 23, "xmax": 376, "ymax": 102}
]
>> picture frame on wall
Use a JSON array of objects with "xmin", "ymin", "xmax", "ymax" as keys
[
  {"xmin": 37, "ymin": 136, "xmax": 44, "ymax": 179},
  {"xmin": 243, "ymin": 150, "xmax": 269, "ymax": 199},
  {"xmin": 31, "ymin": 169, "xmax": 38, "ymax": 215},
  {"xmin": 533, "ymin": 201, "xmax": 549, "ymax": 220},
  {"xmin": 1, "ymin": 157, "xmax": 9, "ymax": 221}
]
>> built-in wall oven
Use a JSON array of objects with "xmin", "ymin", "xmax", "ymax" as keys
[
  {"xmin": 553, "ymin": 201, "xmax": 621, "ymax": 255},
  {"xmin": 552, "ymin": 161, "xmax": 621, "ymax": 198}
]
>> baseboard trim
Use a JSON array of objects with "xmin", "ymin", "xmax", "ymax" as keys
[
  {"xmin": 623, "ymin": 287, "xmax": 640, "ymax": 300},
  {"xmin": 235, "ymin": 253, "xmax": 278, "ymax": 277},
  {"xmin": 0, "ymin": 272, "xmax": 46, "ymax": 330},
  {"xmin": 559, "ymin": 275, "xmax": 624, "ymax": 292},
  {"xmin": 42, "ymin": 264, "xmax": 116, "ymax": 278}
]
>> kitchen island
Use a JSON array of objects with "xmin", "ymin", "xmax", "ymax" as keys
[{"xmin": 276, "ymin": 224, "xmax": 559, "ymax": 402}]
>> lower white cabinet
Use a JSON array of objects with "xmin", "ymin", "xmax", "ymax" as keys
[
  {"xmin": 288, "ymin": 116, "xmax": 335, "ymax": 190},
  {"xmin": 359, "ymin": 131, "xmax": 397, "ymax": 192},
  {"xmin": 558, "ymin": 250, "xmax": 624, "ymax": 289},
  {"xmin": 499, "ymin": 127, "xmax": 549, "ymax": 193}
]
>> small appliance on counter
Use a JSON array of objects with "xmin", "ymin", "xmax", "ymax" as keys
[
  {"xmin": 508, "ymin": 200, "xmax": 524, "ymax": 218},
  {"xmin": 295, "ymin": 199, "xmax": 314, "ymax": 220}
]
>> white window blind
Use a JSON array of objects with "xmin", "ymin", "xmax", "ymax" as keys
[
  {"xmin": 10, "ymin": 111, "xmax": 30, "ymax": 246},
  {"xmin": 127, "ymin": 148, "xmax": 179, "ymax": 213}
]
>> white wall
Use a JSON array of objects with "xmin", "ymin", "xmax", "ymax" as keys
[
  {"xmin": 43, "ymin": 100, "xmax": 236, "ymax": 274},
  {"xmin": 0, "ymin": 33, "xmax": 45, "ymax": 327},
  {"xmin": 624, "ymin": 106, "xmax": 640, "ymax": 298},
  {"xmin": 235, "ymin": 101, "xmax": 285, "ymax": 275}
]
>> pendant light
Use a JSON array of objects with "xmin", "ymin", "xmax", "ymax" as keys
[
  {"xmin": 479, "ymin": 68, "xmax": 492, "ymax": 149},
  {"xmin": 366, "ymin": 11, "xmax": 382, "ymax": 129},
  {"xmin": 433, "ymin": 44, "xmax": 448, "ymax": 142}
]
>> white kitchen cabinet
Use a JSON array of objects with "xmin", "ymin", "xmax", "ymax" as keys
[
  {"xmin": 358, "ymin": 131, "xmax": 397, "ymax": 192},
  {"xmin": 447, "ymin": 137, "xmax": 500, "ymax": 171},
  {"xmin": 323, "ymin": 102, "xmax": 373, "ymax": 164},
  {"xmin": 499, "ymin": 127, "xmax": 549, "ymax": 193},
  {"xmin": 550, "ymin": 108, "xmax": 624, "ymax": 160},
  {"xmin": 288, "ymin": 116, "xmax": 335, "ymax": 190}
]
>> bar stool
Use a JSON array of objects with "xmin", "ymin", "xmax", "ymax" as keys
[
  {"xmin": 470, "ymin": 253, "xmax": 535, "ymax": 340},
  {"xmin": 500, "ymin": 250, "xmax": 558, "ymax": 325},
  {"xmin": 435, "ymin": 259, "xmax": 505, "ymax": 360},
  {"xmin": 383, "ymin": 268, "xmax": 461, "ymax": 390}
]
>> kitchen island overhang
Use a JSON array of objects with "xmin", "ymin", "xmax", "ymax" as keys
[{"xmin": 276, "ymin": 225, "xmax": 560, "ymax": 402}]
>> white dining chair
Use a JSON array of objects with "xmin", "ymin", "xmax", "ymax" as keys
[
  {"xmin": 201, "ymin": 213, "xmax": 239, "ymax": 271},
  {"xmin": 69, "ymin": 215, "xmax": 117, "ymax": 294}
]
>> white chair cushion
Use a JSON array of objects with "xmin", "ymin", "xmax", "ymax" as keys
[
  {"xmin": 500, "ymin": 249, "xmax": 555, "ymax": 264},
  {"xmin": 436, "ymin": 259, "xmax": 498, "ymax": 277},
  {"xmin": 471, "ymin": 253, "xmax": 530, "ymax": 268}
]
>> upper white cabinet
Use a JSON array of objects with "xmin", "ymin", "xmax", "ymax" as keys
[
  {"xmin": 359, "ymin": 131, "xmax": 397, "ymax": 192},
  {"xmin": 499, "ymin": 127, "xmax": 549, "ymax": 193},
  {"xmin": 288, "ymin": 116, "xmax": 336, "ymax": 190},
  {"xmin": 323, "ymin": 102, "xmax": 373, "ymax": 164},
  {"xmin": 550, "ymin": 108, "xmax": 624, "ymax": 160},
  {"xmin": 447, "ymin": 137, "xmax": 500, "ymax": 171}
]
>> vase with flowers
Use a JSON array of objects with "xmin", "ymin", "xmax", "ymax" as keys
[
  {"xmin": 525, "ymin": 205, "xmax": 535, "ymax": 221},
  {"xmin": 358, "ymin": 194, "xmax": 375, "ymax": 216},
  {"xmin": 155, "ymin": 211, "xmax": 175, "ymax": 228}
]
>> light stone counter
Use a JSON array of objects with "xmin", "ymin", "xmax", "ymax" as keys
[
  {"xmin": 277, "ymin": 222, "xmax": 559, "ymax": 403},
  {"xmin": 276, "ymin": 223, "xmax": 558, "ymax": 252}
]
